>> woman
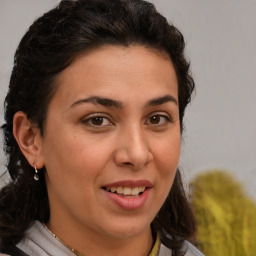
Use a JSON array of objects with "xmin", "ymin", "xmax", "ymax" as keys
[{"xmin": 0, "ymin": 0, "xmax": 203, "ymax": 255}]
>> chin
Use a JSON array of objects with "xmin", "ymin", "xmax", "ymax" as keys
[{"xmin": 102, "ymin": 218, "xmax": 152, "ymax": 239}]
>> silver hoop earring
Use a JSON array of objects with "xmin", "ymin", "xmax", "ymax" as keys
[{"xmin": 34, "ymin": 166, "xmax": 39, "ymax": 181}]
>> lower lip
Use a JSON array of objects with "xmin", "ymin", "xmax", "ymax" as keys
[{"xmin": 103, "ymin": 188, "xmax": 151, "ymax": 210}]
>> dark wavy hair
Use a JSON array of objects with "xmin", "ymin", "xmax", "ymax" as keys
[{"xmin": 0, "ymin": 0, "xmax": 196, "ymax": 255}]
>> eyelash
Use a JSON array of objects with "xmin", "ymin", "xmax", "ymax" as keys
[
  {"xmin": 146, "ymin": 114, "xmax": 172, "ymax": 126},
  {"xmin": 81, "ymin": 113, "xmax": 172, "ymax": 128},
  {"xmin": 81, "ymin": 114, "xmax": 113, "ymax": 127}
]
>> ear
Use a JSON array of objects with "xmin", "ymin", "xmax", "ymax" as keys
[{"xmin": 13, "ymin": 111, "xmax": 44, "ymax": 169}]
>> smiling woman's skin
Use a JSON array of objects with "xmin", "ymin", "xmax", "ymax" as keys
[
  {"xmin": 13, "ymin": 45, "xmax": 180, "ymax": 255},
  {"xmin": 0, "ymin": 0, "xmax": 197, "ymax": 254}
]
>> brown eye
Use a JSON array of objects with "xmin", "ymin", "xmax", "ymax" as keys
[
  {"xmin": 150, "ymin": 115, "xmax": 161, "ymax": 124},
  {"xmin": 82, "ymin": 115, "xmax": 112, "ymax": 127},
  {"xmin": 146, "ymin": 114, "xmax": 171, "ymax": 126},
  {"xmin": 91, "ymin": 117, "xmax": 104, "ymax": 126}
]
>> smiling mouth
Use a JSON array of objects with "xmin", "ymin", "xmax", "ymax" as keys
[{"xmin": 103, "ymin": 186, "xmax": 146, "ymax": 198}]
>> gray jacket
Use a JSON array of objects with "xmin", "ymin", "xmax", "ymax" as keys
[{"xmin": 1, "ymin": 221, "xmax": 204, "ymax": 256}]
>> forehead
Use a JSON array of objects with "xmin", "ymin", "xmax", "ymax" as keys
[{"xmin": 52, "ymin": 45, "xmax": 178, "ymax": 108}]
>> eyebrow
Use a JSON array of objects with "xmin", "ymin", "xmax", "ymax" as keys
[
  {"xmin": 70, "ymin": 96, "xmax": 123, "ymax": 109},
  {"xmin": 146, "ymin": 95, "xmax": 178, "ymax": 106},
  {"xmin": 70, "ymin": 94, "xmax": 178, "ymax": 109}
]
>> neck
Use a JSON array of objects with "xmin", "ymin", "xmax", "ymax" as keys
[{"xmin": 46, "ymin": 218, "xmax": 153, "ymax": 256}]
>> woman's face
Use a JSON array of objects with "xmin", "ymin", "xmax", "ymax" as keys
[{"xmin": 39, "ymin": 45, "xmax": 180, "ymax": 241}]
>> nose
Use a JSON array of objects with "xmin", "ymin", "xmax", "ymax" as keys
[{"xmin": 114, "ymin": 127, "xmax": 153, "ymax": 169}]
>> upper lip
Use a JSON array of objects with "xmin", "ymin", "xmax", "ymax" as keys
[{"xmin": 102, "ymin": 180, "xmax": 153, "ymax": 188}]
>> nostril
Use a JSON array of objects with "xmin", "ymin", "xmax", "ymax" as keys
[
  {"xmin": 114, "ymin": 146, "xmax": 151, "ymax": 168},
  {"xmin": 123, "ymin": 162, "xmax": 132, "ymax": 166}
]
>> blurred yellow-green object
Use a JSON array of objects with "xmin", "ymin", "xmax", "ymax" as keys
[{"xmin": 190, "ymin": 170, "xmax": 256, "ymax": 256}]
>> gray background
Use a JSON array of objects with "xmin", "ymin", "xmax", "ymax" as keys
[{"xmin": 1, "ymin": 0, "xmax": 255, "ymax": 200}]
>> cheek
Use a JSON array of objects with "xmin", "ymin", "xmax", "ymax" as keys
[
  {"xmin": 44, "ymin": 136, "xmax": 107, "ymax": 204},
  {"xmin": 47, "ymin": 132, "xmax": 109, "ymax": 169},
  {"xmin": 74, "ymin": 138, "xmax": 114, "ymax": 174},
  {"xmin": 153, "ymin": 133, "xmax": 181, "ymax": 194},
  {"xmin": 154, "ymin": 133, "xmax": 181, "ymax": 170}
]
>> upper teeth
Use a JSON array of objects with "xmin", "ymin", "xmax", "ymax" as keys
[{"xmin": 106, "ymin": 186, "xmax": 146, "ymax": 196}]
